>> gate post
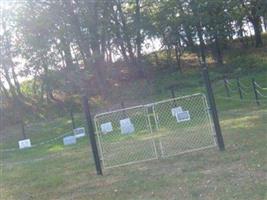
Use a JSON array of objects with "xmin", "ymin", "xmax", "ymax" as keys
[
  {"xmin": 197, "ymin": 21, "xmax": 225, "ymax": 151},
  {"xmin": 82, "ymin": 94, "xmax": 103, "ymax": 175},
  {"xmin": 202, "ymin": 67, "xmax": 225, "ymax": 151}
]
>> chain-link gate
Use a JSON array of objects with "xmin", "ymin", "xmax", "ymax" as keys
[
  {"xmin": 94, "ymin": 93, "xmax": 216, "ymax": 169},
  {"xmin": 94, "ymin": 105, "xmax": 158, "ymax": 169},
  {"xmin": 153, "ymin": 93, "xmax": 216, "ymax": 157}
]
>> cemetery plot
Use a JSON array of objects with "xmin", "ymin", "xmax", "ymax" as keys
[
  {"xmin": 94, "ymin": 106, "xmax": 158, "ymax": 169},
  {"xmin": 153, "ymin": 94, "xmax": 216, "ymax": 157}
]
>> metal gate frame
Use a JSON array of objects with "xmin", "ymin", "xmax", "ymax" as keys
[
  {"xmin": 94, "ymin": 105, "xmax": 158, "ymax": 169},
  {"xmin": 152, "ymin": 93, "xmax": 216, "ymax": 158},
  {"xmin": 94, "ymin": 93, "xmax": 217, "ymax": 169}
]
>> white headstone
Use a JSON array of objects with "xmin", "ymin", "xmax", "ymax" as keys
[
  {"xmin": 171, "ymin": 106, "xmax": 183, "ymax": 116},
  {"xmin": 120, "ymin": 118, "xmax": 135, "ymax": 134},
  {"xmin": 73, "ymin": 127, "xmax": 86, "ymax": 138},
  {"xmin": 63, "ymin": 136, "xmax": 77, "ymax": 145},
  {"xmin": 100, "ymin": 122, "xmax": 113, "ymax": 134},
  {"xmin": 175, "ymin": 111, "xmax": 191, "ymax": 122},
  {"xmin": 18, "ymin": 139, "xmax": 31, "ymax": 149}
]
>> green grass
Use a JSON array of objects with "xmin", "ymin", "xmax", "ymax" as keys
[
  {"xmin": 1, "ymin": 75, "xmax": 267, "ymax": 199},
  {"xmin": 1, "ymin": 106, "xmax": 266, "ymax": 199},
  {"xmin": 1, "ymin": 44, "xmax": 267, "ymax": 199}
]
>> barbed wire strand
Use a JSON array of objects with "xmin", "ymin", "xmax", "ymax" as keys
[
  {"xmin": 216, "ymin": 95, "xmax": 267, "ymax": 102},
  {"xmin": 239, "ymin": 82, "xmax": 251, "ymax": 89},
  {"xmin": 240, "ymin": 88, "xmax": 249, "ymax": 95},
  {"xmin": 256, "ymin": 90, "xmax": 267, "ymax": 98},
  {"xmin": 255, "ymin": 81, "xmax": 267, "ymax": 91}
]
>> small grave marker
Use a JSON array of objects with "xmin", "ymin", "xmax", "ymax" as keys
[
  {"xmin": 73, "ymin": 127, "xmax": 86, "ymax": 138},
  {"xmin": 120, "ymin": 118, "xmax": 135, "ymax": 134},
  {"xmin": 171, "ymin": 106, "xmax": 183, "ymax": 116},
  {"xmin": 175, "ymin": 111, "xmax": 191, "ymax": 122},
  {"xmin": 100, "ymin": 122, "xmax": 113, "ymax": 134},
  {"xmin": 18, "ymin": 139, "xmax": 31, "ymax": 149},
  {"xmin": 63, "ymin": 136, "xmax": 77, "ymax": 145}
]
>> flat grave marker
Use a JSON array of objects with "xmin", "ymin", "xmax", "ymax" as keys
[
  {"xmin": 18, "ymin": 139, "xmax": 31, "ymax": 149},
  {"xmin": 73, "ymin": 127, "xmax": 86, "ymax": 138},
  {"xmin": 171, "ymin": 106, "xmax": 183, "ymax": 116},
  {"xmin": 175, "ymin": 111, "xmax": 191, "ymax": 123},
  {"xmin": 120, "ymin": 118, "xmax": 135, "ymax": 134},
  {"xmin": 100, "ymin": 122, "xmax": 113, "ymax": 134},
  {"xmin": 63, "ymin": 135, "xmax": 77, "ymax": 145}
]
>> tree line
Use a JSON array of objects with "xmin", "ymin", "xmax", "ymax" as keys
[{"xmin": 0, "ymin": 0, "xmax": 267, "ymax": 127}]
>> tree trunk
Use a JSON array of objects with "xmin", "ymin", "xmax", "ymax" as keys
[
  {"xmin": 153, "ymin": 52, "xmax": 160, "ymax": 66},
  {"xmin": 112, "ymin": 8, "xmax": 129, "ymax": 63},
  {"xmin": 174, "ymin": 45, "xmax": 182, "ymax": 73},
  {"xmin": 184, "ymin": 26, "xmax": 195, "ymax": 51},
  {"xmin": 263, "ymin": 16, "xmax": 267, "ymax": 32},
  {"xmin": 107, "ymin": 41, "xmax": 113, "ymax": 63},
  {"xmin": 214, "ymin": 32, "xmax": 223, "ymax": 65},
  {"xmin": 0, "ymin": 81, "xmax": 11, "ymax": 101},
  {"xmin": 166, "ymin": 45, "xmax": 172, "ymax": 68},
  {"xmin": 196, "ymin": 23, "xmax": 207, "ymax": 64},
  {"xmin": 2, "ymin": 21, "xmax": 24, "ymax": 100},
  {"xmin": 60, "ymin": 36, "xmax": 74, "ymax": 70},
  {"xmin": 250, "ymin": 16, "xmax": 263, "ymax": 47},
  {"xmin": 65, "ymin": 0, "xmax": 107, "ymax": 97},
  {"xmin": 237, "ymin": 21, "xmax": 247, "ymax": 48},
  {"xmin": 116, "ymin": 0, "xmax": 136, "ymax": 65},
  {"xmin": 134, "ymin": 0, "xmax": 145, "ymax": 77},
  {"xmin": 179, "ymin": 6, "xmax": 195, "ymax": 51},
  {"xmin": 89, "ymin": 0, "xmax": 108, "ymax": 97},
  {"xmin": 135, "ymin": 0, "xmax": 141, "ymax": 60}
]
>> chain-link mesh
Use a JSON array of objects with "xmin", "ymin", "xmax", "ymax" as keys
[
  {"xmin": 94, "ymin": 106, "xmax": 158, "ymax": 169},
  {"xmin": 94, "ymin": 93, "xmax": 216, "ymax": 169},
  {"xmin": 153, "ymin": 93, "xmax": 216, "ymax": 157}
]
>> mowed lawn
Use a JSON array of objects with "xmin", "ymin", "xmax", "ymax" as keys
[
  {"xmin": 1, "ymin": 100, "xmax": 266, "ymax": 200},
  {"xmin": 1, "ymin": 72, "xmax": 267, "ymax": 200}
]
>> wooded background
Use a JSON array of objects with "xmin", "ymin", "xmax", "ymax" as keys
[{"xmin": 1, "ymin": 0, "xmax": 267, "ymax": 129}]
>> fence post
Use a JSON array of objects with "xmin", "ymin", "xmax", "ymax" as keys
[
  {"xmin": 170, "ymin": 87, "xmax": 178, "ymax": 107},
  {"xmin": 223, "ymin": 77, "xmax": 230, "ymax": 97},
  {"xmin": 237, "ymin": 78, "xmax": 243, "ymax": 100},
  {"xmin": 82, "ymin": 95, "xmax": 103, "ymax": 175},
  {"xmin": 21, "ymin": 120, "xmax": 26, "ymax": 140},
  {"xmin": 252, "ymin": 78, "xmax": 260, "ymax": 106},
  {"xmin": 70, "ymin": 108, "xmax": 76, "ymax": 130},
  {"xmin": 121, "ymin": 101, "xmax": 127, "ymax": 118},
  {"xmin": 197, "ymin": 22, "xmax": 225, "ymax": 151},
  {"xmin": 202, "ymin": 66, "xmax": 225, "ymax": 151}
]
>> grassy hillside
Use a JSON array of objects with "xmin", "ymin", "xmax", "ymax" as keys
[
  {"xmin": 1, "ymin": 35, "xmax": 267, "ymax": 200},
  {"xmin": 1, "ymin": 98, "xmax": 266, "ymax": 199}
]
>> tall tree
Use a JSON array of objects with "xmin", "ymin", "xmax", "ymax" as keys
[{"xmin": 240, "ymin": 0, "xmax": 266, "ymax": 47}]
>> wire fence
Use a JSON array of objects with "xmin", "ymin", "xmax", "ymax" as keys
[
  {"xmin": 218, "ymin": 77, "xmax": 267, "ymax": 104},
  {"xmin": 94, "ymin": 93, "xmax": 216, "ymax": 169},
  {"xmin": 0, "ymin": 114, "xmax": 86, "ymax": 152}
]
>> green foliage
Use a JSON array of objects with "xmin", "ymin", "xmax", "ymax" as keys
[
  {"xmin": 1, "ymin": 0, "xmax": 267, "ymax": 127},
  {"xmin": 229, "ymin": 54, "xmax": 267, "ymax": 73}
]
